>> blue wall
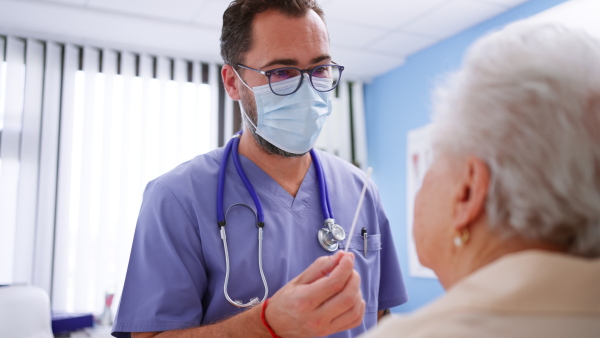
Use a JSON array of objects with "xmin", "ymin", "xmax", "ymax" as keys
[{"xmin": 365, "ymin": 0, "xmax": 568, "ymax": 313}]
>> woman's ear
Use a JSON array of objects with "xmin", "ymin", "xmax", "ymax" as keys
[
  {"xmin": 453, "ymin": 156, "xmax": 490, "ymax": 232},
  {"xmin": 222, "ymin": 64, "xmax": 241, "ymax": 101}
]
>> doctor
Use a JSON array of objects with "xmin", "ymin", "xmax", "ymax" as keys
[{"xmin": 112, "ymin": 0, "xmax": 406, "ymax": 337}]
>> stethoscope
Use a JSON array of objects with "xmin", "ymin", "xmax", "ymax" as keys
[{"xmin": 217, "ymin": 130, "xmax": 346, "ymax": 307}]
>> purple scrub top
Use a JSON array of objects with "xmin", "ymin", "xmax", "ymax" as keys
[{"xmin": 112, "ymin": 147, "xmax": 407, "ymax": 337}]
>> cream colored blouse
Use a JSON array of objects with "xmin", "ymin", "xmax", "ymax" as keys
[{"xmin": 362, "ymin": 250, "xmax": 600, "ymax": 338}]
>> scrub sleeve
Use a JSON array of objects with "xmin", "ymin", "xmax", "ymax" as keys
[{"xmin": 111, "ymin": 181, "xmax": 208, "ymax": 337}]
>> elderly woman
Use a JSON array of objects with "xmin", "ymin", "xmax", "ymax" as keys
[{"xmin": 363, "ymin": 23, "xmax": 600, "ymax": 337}]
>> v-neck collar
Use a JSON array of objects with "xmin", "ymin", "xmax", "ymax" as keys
[{"xmin": 233, "ymin": 152, "xmax": 320, "ymax": 223}]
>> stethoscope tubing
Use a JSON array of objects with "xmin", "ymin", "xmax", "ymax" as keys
[
  {"xmin": 231, "ymin": 133, "xmax": 265, "ymax": 224},
  {"xmin": 311, "ymin": 148, "xmax": 334, "ymax": 220},
  {"xmin": 218, "ymin": 131, "xmax": 265, "ymax": 225},
  {"xmin": 217, "ymin": 130, "xmax": 339, "ymax": 307},
  {"xmin": 217, "ymin": 133, "xmax": 234, "ymax": 226},
  {"xmin": 219, "ymin": 132, "xmax": 329, "ymax": 225},
  {"xmin": 220, "ymin": 203, "xmax": 268, "ymax": 307}
]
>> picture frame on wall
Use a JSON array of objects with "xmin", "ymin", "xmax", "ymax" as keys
[{"xmin": 406, "ymin": 125, "xmax": 437, "ymax": 279}]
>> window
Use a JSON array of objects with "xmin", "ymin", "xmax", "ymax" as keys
[{"xmin": 52, "ymin": 48, "xmax": 215, "ymax": 313}]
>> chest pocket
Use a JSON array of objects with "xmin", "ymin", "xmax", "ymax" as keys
[
  {"xmin": 339, "ymin": 233, "xmax": 382, "ymax": 314},
  {"xmin": 339, "ymin": 233, "xmax": 382, "ymax": 252}
]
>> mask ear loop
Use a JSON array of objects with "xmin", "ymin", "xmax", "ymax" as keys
[
  {"xmin": 232, "ymin": 67, "xmax": 260, "ymax": 132},
  {"xmin": 221, "ymin": 203, "xmax": 269, "ymax": 307},
  {"xmin": 238, "ymin": 102, "xmax": 259, "ymax": 131},
  {"xmin": 232, "ymin": 66, "xmax": 255, "ymax": 92}
]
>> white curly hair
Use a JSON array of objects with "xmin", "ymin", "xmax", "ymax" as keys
[{"xmin": 431, "ymin": 23, "xmax": 600, "ymax": 257}]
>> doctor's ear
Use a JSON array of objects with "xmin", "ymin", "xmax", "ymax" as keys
[{"xmin": 222, "ymin": 64, "xmax": 242, "ymax": 101}]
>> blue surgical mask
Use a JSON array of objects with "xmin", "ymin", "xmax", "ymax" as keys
[{"xmin": 236, "ymin": 72, "xmax": 332, "ymax": 154}]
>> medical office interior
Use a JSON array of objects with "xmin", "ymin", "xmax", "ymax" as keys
[{"xmin": 0, "ymin": 0, "xmax": 597, "ymax": 336}]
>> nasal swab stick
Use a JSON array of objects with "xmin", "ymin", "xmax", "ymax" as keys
[{"xmin": 344, "ymin": 167, "xmax": 373, "ymax": 253}]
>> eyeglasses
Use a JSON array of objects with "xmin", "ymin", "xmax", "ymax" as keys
[{"xmin": 236, "ymin": 63, "xmax": 345, "ymax": 96}]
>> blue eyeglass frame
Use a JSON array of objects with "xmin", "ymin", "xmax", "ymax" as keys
[{"xmin": 236, "ymin": 63, "xmax": 345, "ymax": 96}]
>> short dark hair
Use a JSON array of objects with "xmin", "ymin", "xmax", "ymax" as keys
[{"xmin": 220, "ymin": 0, "xmax": 326, "ymax": 67}]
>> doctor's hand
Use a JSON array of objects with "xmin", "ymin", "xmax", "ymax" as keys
[{"xmin": 264, "ymin": 251, "xmax": 365, "ymax": 337}]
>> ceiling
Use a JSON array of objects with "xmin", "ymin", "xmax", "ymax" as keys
[{"xmin": 0, "ymin": 0, "xmax": 531, "ymax": 80}]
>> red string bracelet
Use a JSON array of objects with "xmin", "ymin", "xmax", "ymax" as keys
[{"xmin": 260, "ymin": 298, "xmax": 281, "ymax": 338}]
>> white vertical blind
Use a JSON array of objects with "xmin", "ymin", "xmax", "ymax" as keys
[
  {"xmin": 224, "ymin": 85, "xmax": 235, "ymax": 138},
  {"xmin": 0, "ymin": 39, "xmax": 5, "ymax": 186},
  {"xmin": 0, "ymin": 37, "xmax": 8, "ymax": 281},
  {"xmin": 0, "ymin": 37, "xmax": 5, "ymax": 134},
  {"xmin": 121, "ymin": 54, "xmax": 141, "ymax": 279},
  {"xmin": 209, "ymin": 62, "xmax": 220, "ymax": 148},
  {"xmin": 14, "ymin": 39, "xmax": 45, "ymax": 284},
  {"xmin": 33, "ymin": 42, "xmax": 63, "ymax": 294},
  {"xmin": 53, "ymin": 44, "xmax": 80, "ymax": 310},
  {"xmin": 197, "ymin": 63, "xmax": 212, "ymax": 155},
  {"xmin": 73, "ymin": 47, "xmax": 100, "ymax": 311},
  {"xmin": 336, "ymin": 81, "xmax": 352, "ymax": 162},
  {"xmin": 139, "ymin": 54, "xmax": 152, "ymax": 189},
  {"xmin": 180, "ymin": 61, "xmax": 208, "ymax": 161},
  {"xmin": 174, "ymin": 58, "xmax": 186, "ymax": 163},
  {"xmin": 351, "ymin": 81, "xmax": 369, "ymax": 169},
  {"xmin": 88, "ymin": 49, "xmax": 105, "ymax": 309},
  {"xmin": 156, "ymin": 56, "xmax": 171, "ymax": 174},
  {"xmin": 0, "ymin": 37, "xmax": 26, "ymax": 284},
  {"xmin": 0, "ymin": 36, "xmax": 5, "ymax": 122},
  {"xmin": 97, "ymin": 49, "xmax": 118, "ymax": 311}
]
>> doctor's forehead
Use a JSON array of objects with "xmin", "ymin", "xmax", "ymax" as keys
[{"xmin": 244, "ymin": 9, "xmax": 329, "ymax": 67}]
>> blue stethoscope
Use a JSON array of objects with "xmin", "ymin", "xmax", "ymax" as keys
[{"xmin": 217, "ymin": 130, "xmax": 346, "ymax": 307}]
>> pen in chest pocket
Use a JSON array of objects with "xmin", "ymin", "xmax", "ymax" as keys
[{"xmin": 361, "ymin": 227, "xmax": 367, "ymax": 258}]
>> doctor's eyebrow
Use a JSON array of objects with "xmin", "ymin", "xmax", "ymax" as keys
[{"xmin": 260, "ymin": 54, "xmax": 331, "ymax": 69}]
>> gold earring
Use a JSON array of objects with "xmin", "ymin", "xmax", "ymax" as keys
[{"xmin": 453, "ymin": 228, "xmax": 470, "ymax": 247}]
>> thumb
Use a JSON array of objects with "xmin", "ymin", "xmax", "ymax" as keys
[{"xmin": 294, "ymin": 251, "xmax": 345, "ymax": 285}]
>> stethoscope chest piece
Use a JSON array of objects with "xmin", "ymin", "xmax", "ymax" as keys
[{"xmin": 318, "ymin": 218, "xmax": 346, "ymax": 252}]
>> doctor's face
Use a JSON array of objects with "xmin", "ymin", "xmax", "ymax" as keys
[{"xmin": 236, "ymin": 8, "xmax": 331, "ymax": 156}]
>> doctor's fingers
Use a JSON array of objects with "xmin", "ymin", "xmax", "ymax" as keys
[
  {"xmin": 297, "ymin": 298, "xmax": 365, "ymax": 338},
  {"xmin": 326, "ymin": 295, "xmax": 366, "ymax": 334},
  {"xmin": 300, "ymin": 271, "xmax": 363, "ymax": 336},
  {"xmin": 294, "ymin": 251, "xmax": 345, "ymax": 285},
  {"xmin": 303, "ymin": 253, "xmax": 356, "ymax": 303},
  {"xmin": 313, "ymin": 269, "xmax": 362, "ymax": 320}
]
